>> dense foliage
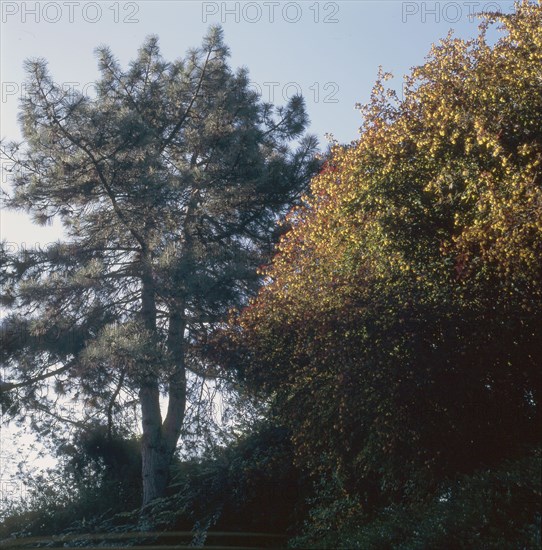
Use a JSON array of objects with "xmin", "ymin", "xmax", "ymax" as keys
[
  {"xmin": 219, "ymin": 2, "xmax": 541, "ymax": 543},
  {"xmin": 290, "ymin": 452, "xmax": 541, "ymax": 549},
  {"xmin": 0, "ymin": 426, "xmax": 141, "ymax": 538},
  {"xmin": 0, "ymin": 423, "xmax": 305, "ymax": 546}
]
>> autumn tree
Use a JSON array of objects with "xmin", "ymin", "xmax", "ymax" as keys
[
  {"xmin": 0, "ymin": 26, "xmax": 318, "ymax": 506},
  {"xmin": 220, "ymin": 0, "xmax": 541, "ymax": 518}
]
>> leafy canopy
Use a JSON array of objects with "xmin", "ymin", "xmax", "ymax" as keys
[{"xmin": 221, "ymin": 2, "xmax": 542, "ymax": 506}]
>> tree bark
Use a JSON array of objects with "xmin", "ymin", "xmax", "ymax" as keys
[
  {"xmin": 139, "ymin": 261, "xmax": 171, "ymax": 507},
  {"xmin": 141, "ymin": 445, "xmax": 170, "ymax": 504},
  {"xmin": 163, "ymin": 307, "xmax": 187, "ymax": 453},
  {"xmin": 139, "ymin": 262, "xmax": 188, "ymax": 507},
  {"xmin": 140, "ymin": 382, "xmax": 169, "ymax": 506}
]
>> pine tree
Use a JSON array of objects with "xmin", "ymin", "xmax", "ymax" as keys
[{"xmin": 0, "ymin": 26, "xmax": 319, "ymax": 506}]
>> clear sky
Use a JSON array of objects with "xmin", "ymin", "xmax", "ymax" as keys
[{"xmin": 1, "ymin": 0, "xmax": 512, "ymax": 246}]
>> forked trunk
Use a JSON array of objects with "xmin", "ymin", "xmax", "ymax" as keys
[
  {"xmin": 139, "ymin": 299, "xmax": 187, "ymax": 508},
  {"xmin": 139, "ymin": 266, "xmax": 187, "ymax": 508},
  {"xmin": 139, "ymin": 375, "xmax": 185, "ymax": 507}
]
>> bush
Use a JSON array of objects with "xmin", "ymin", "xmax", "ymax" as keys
[{"xmin": 292, "ymin": 451, "xmax": 541, "ymax": 549}]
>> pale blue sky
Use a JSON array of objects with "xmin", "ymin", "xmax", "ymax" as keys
[{"xmin": 1, "ymin": 0, "xmax": 511, "ymax": 244}]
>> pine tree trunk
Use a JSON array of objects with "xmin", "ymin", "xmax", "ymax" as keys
[
  {"xmin": 139, "ymin": 366, "xmax": 186, "ymax": 507},
  {"xmin": 139, "ymin": 265, "xmax": 175, "ymax": 507},
  {"xmin": 139, "ymin": 369, "xmax": 186, "ymax": 507},
  {"xmin": 141, "ymin": 434, "xmax": 171, "ymax": 505},
  {"xmin": 139, "ymin": 280, "xmax": 187, "ymax": 507},
  {"xmin": 139, "ymin": 382, "xmax": 170, "ymax": 507},
  {"xmin": 138, "ymin": 256, "xmax": 188, "ymax": 508}
]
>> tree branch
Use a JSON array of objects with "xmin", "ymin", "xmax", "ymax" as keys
[
  {"xmin": 32, "ymin": 69, "xmax": 148, "ymax": 252},
  {"xmin": 159, "ymin": 46, "xmax": 214, "ymax": 155},
  {"xmin": 107, "ymin": 368, "xmax": 127, "ymax": 440},
  {"xmin": 0, "ymin": 361, "xmax": 74, "ymax": 392}
]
